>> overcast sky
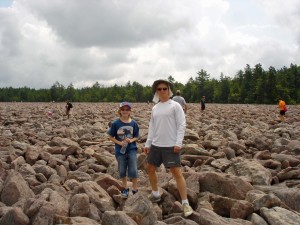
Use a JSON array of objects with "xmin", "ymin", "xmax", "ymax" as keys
[{"xmin": 0, "ymin": 0, "xmax": 299, "ymax": 89}]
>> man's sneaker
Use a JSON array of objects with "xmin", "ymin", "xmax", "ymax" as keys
[
  {"xmin": 121, "ymin": 188, "xmax": 129, "ymax": 198},
  {"xmin": 148, "ymin": 193, "xmax": 161, "ymax": 203},
  {"xmin": 183, "ymin": 203, "xmax": 193, "ymax": 217},
  {"xmin": 132, "ymin": 190, "xmax": 138, "ymax": 195}
]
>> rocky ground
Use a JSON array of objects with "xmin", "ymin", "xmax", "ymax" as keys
[{"xmin": 0, "ymin": 102, "xmax": 299, "ymax": 225}]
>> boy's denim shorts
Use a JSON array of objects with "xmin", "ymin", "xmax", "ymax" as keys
[
  {"xmin": 116, "ymin": 150, "xmax": 138, "ymax": 179},
  {"xmin": 147, "ymin": 145, "xmax": 181, "ymax": 168}
]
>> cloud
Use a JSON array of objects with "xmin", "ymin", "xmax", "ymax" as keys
[
  {"xmin": 23, "ymin": 0, "xmax": 193, "ymax": 48},
  {"xmin": 0, "ymin": 0, "xmax": 299, "ymax": 89}
]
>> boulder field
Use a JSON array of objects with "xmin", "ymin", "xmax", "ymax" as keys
[{"xmin": 0, "ymin": 102, "xmax": 299, "ymax": 225}]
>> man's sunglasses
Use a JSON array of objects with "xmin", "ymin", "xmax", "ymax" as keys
[
  {"xmin": 157, "ymin": 87, "xmax": 168, "ymax": 91},
  {"xmin": 121, "ymin": 108, "xmax": 131, "ymax": 111}
]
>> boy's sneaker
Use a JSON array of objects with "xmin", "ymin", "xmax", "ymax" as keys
[
  {"xmin": 132, "ymin": 190, "xmax": 138, "ymax": 195},
  {"xmin": 148, "ymin": 193, "xmax": 161, "ymax": 203},
  {"xmin": 121, "ymin": 188, "xmax": 129, "ymax": 198},
  {"xmin": 183, "ymin": 203, "xmax": 193, "ymax": 217}
]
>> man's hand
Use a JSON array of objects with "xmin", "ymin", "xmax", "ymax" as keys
[
  {"xmin": 174, "ymin": 146, "xmax": 181, "ymax": 153},
  {"xmin": 144, "ymin": 147, "xmax": 150, "ymax": 154}
]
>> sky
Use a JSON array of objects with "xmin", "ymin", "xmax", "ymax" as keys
[{"xmin": 0, "ymin": 0, "xmax": 299, "ymax": 89}]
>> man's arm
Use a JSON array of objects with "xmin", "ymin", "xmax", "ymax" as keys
[
  {"xmin": 175, "ymin": 104, "xmax": 186, "ymax": 147},
  {"xmin": 145, "ymin": 112, "xmax": 154, "ymax": 148}
]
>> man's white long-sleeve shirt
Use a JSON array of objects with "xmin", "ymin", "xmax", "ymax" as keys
[{"xmin": 145, "ymin": 99, "xmax": 186, "ymax": 148}]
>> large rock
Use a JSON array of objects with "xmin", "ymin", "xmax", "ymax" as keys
[
  {"xmin": 194, "ymin": 208, "xmax": 252, "ymax": 225},
  {"xmin": 123, "ymin": 191, "xmax": 158, "ymax": 225},
  {"xmin": 48, "ymin": 137, "xmax": 80, "ymax": 147},
  {"xmin": 102, "ymin": 211, "xmax": 138, "ymax": 225},
  {"xmin": 181, "ymin": 144, "xmax": 210, "ymax": 155},
  {"xmin": 184, "ymin": 129, "xmax": 200, "ymax": 141},
  {"xmin": 0, "ymin": 207, "xmax": 30, "ymax": 225},
  {"xmin": 198, "ymin": 172, "xmax": 253, "ymax": 199},
  {"xmin": 226, "ymin": 157, "xmax": 272, "ymax": 185},
  {"xmin": 69, "ymin": 193, "xmax": 90, "ymax": 217},
  {"xmin": 254, "ymin": 185, "xmax": 300, "ymax": 212},
  {"xmin": 260, "ymin": 207, "xmax": 300, "ymax": 225},
  {"xmin": 79, "ymin": 181, "xmax": 114, "ymax": 212},
  {"xmin": 209, "ymin": 194, "xmax": 253, "ymax": 219},
  {"xmin": 271, "ymin": 153, "xmax": 300, "ymax": 167},
  {"xmin": 93, "ymin": 151, "xmax": 115, "ymax": 167},
  {"xmin": 1, "ymin": 171, "xmax": 35, "ymax": 206}
]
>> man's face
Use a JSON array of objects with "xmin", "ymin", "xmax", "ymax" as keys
[{"xmin": 156, "ymin": 83, "xmax": 169, "ymax": 98}]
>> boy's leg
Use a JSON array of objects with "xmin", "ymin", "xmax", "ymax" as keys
[
  {"xmin": 117, "ymin": 155, "xmax": 127, "ymax": 188},
  {"xmin": 128, "ymin": 151, "xmax": 138, "ymax": 191},
  {"xmin": 121, "ymin": 177, "xmax": 128, "ymax": 189},
  {"xmin": 132, "ymin": 178, "xmax": 138, "ymax": 191},
  {"xmin": 118, "ymin": 154, "xmax": 129, "ymax": 198}
]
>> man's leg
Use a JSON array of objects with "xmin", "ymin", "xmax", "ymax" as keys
[
  {"xmin": 170, "ymin": 167, "xmax": 187, "ymax": 200},
  {"xmin": 147, "ymin": 163, "xmax": 161, "ymax": 202},
  {"xmin": 147, "ymin": 163, "xmax": 158, "ymax": 191},
  {"xmin": 170, "ymin": 166, "xmax": 193, "ymax": 217}
]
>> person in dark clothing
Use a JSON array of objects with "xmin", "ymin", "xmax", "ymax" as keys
[
  {"xmin": 200, "ymin": 96, "xmax": 206, "ymax": 110},
  {"xmin": 65, "ymin": 101, "xmax": 73, "ymax": 119}
]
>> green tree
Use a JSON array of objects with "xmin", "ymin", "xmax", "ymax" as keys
[
  {"xmin": 65, "ymin": 83, "xmax": 76, "ymax": 101},
  {"xmin": 265, "ymin": 66, "xmax": 277, "ymax": 104},
  {"xmin": 240, "ymin": 64, "xmax": 254, "ymax": 103},
  {"xmin": 195, "ymin": 69, "xmax": 210, "ymax": 102},
  {"xmin": 50, "ymin": 81, "xmax": 65, "ymax": 102},
  {"xmin": 253, "ymin": 64, "xmax": 266, "ymax": 104}
]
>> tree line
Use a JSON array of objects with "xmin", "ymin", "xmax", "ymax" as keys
[{"xmin": 0, "ymin": 63, "xmax": 299, "ymax": 104}]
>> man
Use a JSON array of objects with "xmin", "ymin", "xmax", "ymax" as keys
[
  {"xmin": 200, "ymin": 96, "xmax": 206, "ymax": 110},
  {"xmin": 65, "ymin": 101, "xmax": 73, "ymax": 119},
  {"xmin": 144, "ymin": 79, "xmax": 193, "ymax": 217},
  {"xmin": 278, "ymin": 98, "xmax": 286, "ymax": 122},
  {"xmin": 172, "ymin": 90, "xmax": 187, "ymax": 113}
]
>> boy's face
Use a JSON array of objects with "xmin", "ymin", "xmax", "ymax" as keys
[{"xmin": 120, "ymin": 106, "xmax": 131, "ymax": 115}]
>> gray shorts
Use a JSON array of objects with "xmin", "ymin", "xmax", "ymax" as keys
[{"xmin": 147, "ymin": 145, "xmax": 181, "ymax": 168}]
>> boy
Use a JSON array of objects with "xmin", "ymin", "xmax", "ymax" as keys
[{"xmin": 107, "ymin": 102, "xmax": 140, "ymax": 198}]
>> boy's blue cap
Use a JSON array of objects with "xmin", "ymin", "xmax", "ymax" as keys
[{"xmin": 120, "ymin": 102, "xmax": 131, "ymax": 108}]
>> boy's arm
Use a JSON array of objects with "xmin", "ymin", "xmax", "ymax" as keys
[
  {"xmin": 108, "ymin": 135, "xmax": 123, "ymax": 146},
  {"xmin": 128, "ymin": 137, "xmax": 139, "ymax": 143}
]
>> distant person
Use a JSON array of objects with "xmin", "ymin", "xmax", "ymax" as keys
[
  {"xmin": 47, "ymin": 110, "xmax": 53, "ymax": 118},
  {"xmin": 144, "ymin": 79, "xmax": 193, "ymax": 217},
  {"xmin": 200, "ymin": 96, "xmax": 206, "ymax": 111},
  {"xmin": 172, "ymin": 90, "xmax": 187, "ymax": 113},
  {"xmin": 107, "ymin": 102, "xmax": 140, "ymax": 198},
  {"xmin": 65, "ymin": 101, "xmax": 73, "ymax": 119},
  {"xmin": 278, "ymin": 98, "xmax": 287, "ymax": 122}
]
